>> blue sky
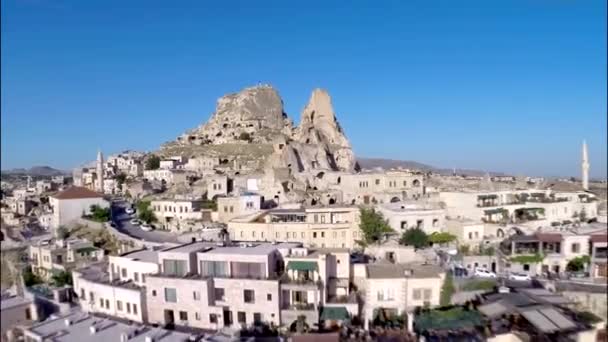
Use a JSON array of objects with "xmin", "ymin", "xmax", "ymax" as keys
[{"xmin": 2, "ymin": 0, "xmax": 606, "ymax": 178}]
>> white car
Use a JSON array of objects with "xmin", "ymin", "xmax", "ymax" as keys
[
  {"xmin": 474, "ymin": 268, "xmax": 497, "ymax": 278},
  {"xmin": 130, "ymin": 219, "xmax": 141, "ymax": 225},
  {"xmin": 125, "ymin": 207, "xmax": 135, "ymax": 215},
  {"xmin": 509, "ymin": 272, "xmax": 532, "ymax": 281},
  {"xmin": 141, "ymin": 224, "xmax": 153, "ymax": 232}
]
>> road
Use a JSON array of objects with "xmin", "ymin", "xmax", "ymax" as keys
[{"xmin": 111, "ymin": 200, "xmax": 178, "ymax": 243}]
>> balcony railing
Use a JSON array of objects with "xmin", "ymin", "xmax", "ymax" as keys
[
  {"xmin": 282, "ymin": 303, "xmax": 316, "ymax": 311},
  {"xmin": 279, "ymin": 274, "xmax": 323, "ymax": 286}
]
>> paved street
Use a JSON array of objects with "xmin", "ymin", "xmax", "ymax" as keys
[{"xmin": 111, "ymin": 200, "xmax": 178, "ymax": 243}]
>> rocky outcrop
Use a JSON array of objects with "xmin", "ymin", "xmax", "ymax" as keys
[
  {"xmin": 165, "ymin": 85, "xmax": 356, "ymax": 174},
  {"xmin": 176, "ymin": 85, "xmax": 292, "ymax": 145}
]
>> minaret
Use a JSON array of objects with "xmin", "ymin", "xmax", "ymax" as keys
[
  {"xmin": 96, "ymin": 150, "xmax": 104, "ymax": 193},
  {"xmin": 582, "ymin": 140, "xmax": 589, "ymax": 190}
]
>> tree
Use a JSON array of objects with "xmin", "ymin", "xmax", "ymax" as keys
[
  {"xmin": 567, "ymin": 256, "xmax": 590, "ymax": 272},
  {"xmin": 51, "ymin": 270, "xmax": 73, "ymax": 287},
  {"xmin": 358, "ymin": 208, "xmax": 393, "ymax": 245},
  {"xmin": 440, "ymin": 273, "xmax": 455, "ymax": 306},
  {"xmin": 458, "ymin": 244, "xmax": 470, "ymax": 256},
  {"xmin": 22, "ymin": 267, "xmax": 43, "ymax": 287},
  {"xmin": 88, "ymin": 205, "xmax": 111, "ymax": 222},
  {"xmin": 145, "ymin": 155, "xmax": 161, "ymax": 170},
  {"xmin": 137, "ymin": 201, "xmax": 157, "ymax": 224},
  {"xmin": 399, "ymin": 228, "xmax": 428, "ymax": 249},
  {"xmin": 428, "ymin": 232, "xmax": 457, "ymax": 245}
]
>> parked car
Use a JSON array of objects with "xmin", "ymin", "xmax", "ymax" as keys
[
  {"xmin": 141, "ymin": 223, "xmax": 154, "ymax": 232},
  {"xmin": 474, "ymin": 268, "xmax": 497, "ymax": 278},
  {"xmin": 125, "ymin": 207, "xmax": 135, "ymax": 215},
  {"xmin": 508, "ymin": 272, "xmax": 532, "ymax": 281},
  {"xmin": 130, "ymin": 219, "xmax": 141, "ymax": 225}
]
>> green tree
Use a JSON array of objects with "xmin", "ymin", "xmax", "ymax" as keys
[
  {"xmin": 22, "ymin": 267, "xmax": 43, "ymax": 287},
  {"xmin": 567, "ymin": 256, "xmax": 590, "ymax": 272},
  {"xmin": 358, "ymin": 208, "xmax": 393, "ymax": 245},
  {"xmin": 428, "ymin": 232, "xmax": 457, "ymax": 245},
  {"xmin": 51, "ymin": 270, "xmax": 73, "ymax": 287},
  {"xmin": 440, "ymin": 273, "xmax": 455, "ymax": 306},
  {"xmin": 399, "ymin": 228, "xmax": 428, "ymax": 249},
  {"xmin": 458, "ymin": 244, "xmax": 470, "ymax": 256},
  {"xmin": 89, "ymin": 205, "xmax": 111, "ymax": 222},
  {"xmin": 137, "ymin": 201, "xmax": 157, "ymax": 224},
  {"xmin": 145, "ymin": 155, "xmax": 161, "ymax": 170}
]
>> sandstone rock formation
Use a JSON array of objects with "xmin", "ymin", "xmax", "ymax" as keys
[
  {"xmin": 160, "ymin": 84, "xmax": 358, "ymax": 204},
  {"xmin": 164, "ymin": 84, "xmax": 356, "ymax": 174}
]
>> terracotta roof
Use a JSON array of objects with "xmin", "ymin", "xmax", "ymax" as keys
[
  {"xmin": 591, "ymin": 234, "xmax": 608, "ymax": 244},
  {"xmin": 536, "ymin": 233, "xmax": 563, "ymax": 243},
  {"xmin": 51, "ymin": 186, "xmax": 103, "ymax": 200}
]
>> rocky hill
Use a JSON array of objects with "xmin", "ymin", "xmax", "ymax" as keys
[
  {"xmin": 161, "ymin": 85, "xmax": 358, "ymax": 174},
  {"xmin": 1, "ymin": 166, "xmax": 67, "ymax": 177}
]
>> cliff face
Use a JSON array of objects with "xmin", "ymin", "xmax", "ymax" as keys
[{"xmin": 163, "ymin": 84, "xmax": 356, "ymax": 173}]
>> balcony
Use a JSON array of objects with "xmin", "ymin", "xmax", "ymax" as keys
[
  {"xmin": 279, "ymin": 274, "xmax": 323, "ymax": 290},
  {"xmin": 327, "ymin": 293, "xmax": 358, "ymax": 304},
  {"xmin": 281, "ymin": 303, "xmax": 319, "ymax": 325}
]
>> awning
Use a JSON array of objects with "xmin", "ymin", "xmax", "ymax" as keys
[
  {"xmin": 76, "ymin": 247, "xmax": 98, "ymax": 253},
  {"xmin": 321, "ymin": 307, "xmax": 350, "ymax": 321},
  {"xmin": 287, "ymin": 261, "xmax": 318, "ymax": 272}
]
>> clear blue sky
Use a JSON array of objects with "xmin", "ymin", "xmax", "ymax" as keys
[{"xmin": 2, "ymin": 0, "xmax": 606, "ymax": 178}]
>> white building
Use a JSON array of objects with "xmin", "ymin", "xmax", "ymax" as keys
[
  {"xmin": 48, "ymin": 186, "xmax": 108, "ymax": 230},
  {"xmin": 377, "ymin": 201, "xmax": 445, "ymax": 235},
  {"xmin": 150, "ymin": 199, "xmax": 213, "ymax": 232},
  {"xmin": 216, "ymin": 193, "xmax": 262, "ymax": 223}
]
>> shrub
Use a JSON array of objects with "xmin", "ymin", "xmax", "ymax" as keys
[{"xmin": 400, "ymin": 228, "xmax": 428, "ymax": 249}]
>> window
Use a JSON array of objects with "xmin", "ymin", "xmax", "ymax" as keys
[
  {"xmin": 413, "ymin": 289, "xmax": 422, "ymax": 300},
  {"xmin": 152, "ymin": 290, "xmax": 157, "ymax": 297},
  {"xmin": 375, "ymin": 179, "xmax": 380, "ymax": 185},
  {"xmin": 238, "ymin": 311, "xmax": 246, "ymax": 324},
  {"xmin": 314, "ymin": 214, "xmax": 318, "ymax": 223},
  {"xmin": 252, "ymin": 231, "xmax": 256, "ymax": 238},
  {"xmin": 121, "ymin": 268, "xmax": 127, "ymax": 278},
  {"xmin": 164, "ymin": 288, "xmax": 177, "ymax": 303},
  {"xmin": 210, "ymin": 314, "xmax": 218, "ymax": 324},
  {"xmin": 254, "ymin": 313, "xmax": 262, "ymax": 324},
  {"xmin": 523, "ymin": 264, "xmax": 530, "ymax": 271},
  {"xmin": 301, "ymin": 232, "xmax": 305, "ymax": 238},
  {"xmin": 105, "ymin": 299, "xmax": 110, "ymax": 309},
  {"xmin": 89, "ymin": 292, "xmax": 94, "ymax": 302},
  {"xmin": 401, "ymin": 221, "xmax": 408, "ymax": 229},
  {"xmin": 133, "ymin": 272, "xmax": 139, "ymax": 282},
  {"xmin": 179, "ymin": 311, "xmax": 188, "ymax": 321},
  {"xmin": 244, "ymin": 289, "xmax": 255, "ymax": 303},
  {"xmin": 321, "ymin": 232, "xmax": 325, "ymax": 238},
  {"xmin": 215, "ymin": 288, "xmax": 225, "ymax": 301},
  {"xmin": 126, "ymin": 303, "xmax": 131, "ymax": 313},
  {"xmin": 468, "ymin": 232, "xmax": 473, "ymax": 240},
  {"xmin": 267, "ymin": 293, "xmax": 272, "ymax": 301},
  {"xmin": 571, "ymin": 243, "xmax": 580, "ymax": 253},
  {"xmin": 193, "ymin": 291, "xmax": 200, "ymax": 300},
  {"xmin": 423, "ymin": 289, "xmax": 432, "ymax": 300},
  {"xmin": 99, "ymin": 298, "xmax": 104, "ymax": 307},
  {"xmin": 142, "ymin": 275, "xmax": 146, "ymax": 283},
  {"xmin": 195, "ymin": 312, "xmax": 201, "ymax": 320},
  {"xmin": 25, "ymin": 308, "xmax": 31, "ymax": 320},
  {"xmin": 80, "ymin": 288, "xmax": 85, "ymax": 300},
  {"xmin": 313, "ymin": 232, "xmax": 317, "ymax": 238},
  {"xmin": 117, "ymin": 300, "xmax": 123, "ymax": 311},
  {"xmin": 200, "ymin": 261, "xmax": 228, "ymax": 277},
  {"xmin": 230, "ymin": 206, "xmax": 234, "ymax": 213},
  {"xmin": 163, "ymin": 259, "xmax": 188, "ymax": 276},
  {"xmin": 133, "ymin": 304, "xmax": 138, "ymax": 315}
]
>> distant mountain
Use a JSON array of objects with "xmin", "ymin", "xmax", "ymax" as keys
[
  {"xmin": 356, "ymin": 157, "xmax": 507, "ymax": 176},
  {"xmin": 1, "ymin": 166, "xmax": 68, "ymax": 177}
]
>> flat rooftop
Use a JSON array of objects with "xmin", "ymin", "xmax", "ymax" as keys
[
  {"xmin": 202, "ymin": 242, "xmax": 300, "ymax": 256},
  {"xmin": 0, "ymin": 294, "xmax": 32, "ymax": 311},
  {"xmin": 26, "ymin": 311, "xmax": 195, "ymax": 342},
  {"xmin": 366, "ymin": 262, "xmax": 444, "ymax": 279},
  {"xmin": 120, "ymin": 248, "xmax": 164, "ymax": 263}
]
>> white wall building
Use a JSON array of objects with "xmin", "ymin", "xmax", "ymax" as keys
[{"xmin": 48, "ymin": 186, "xmax": 109, "ymax": 229}]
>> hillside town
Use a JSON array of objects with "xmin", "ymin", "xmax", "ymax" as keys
[{"xmin": 1, "ymin": 85, "xmax": 607, "ymax": 342}]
